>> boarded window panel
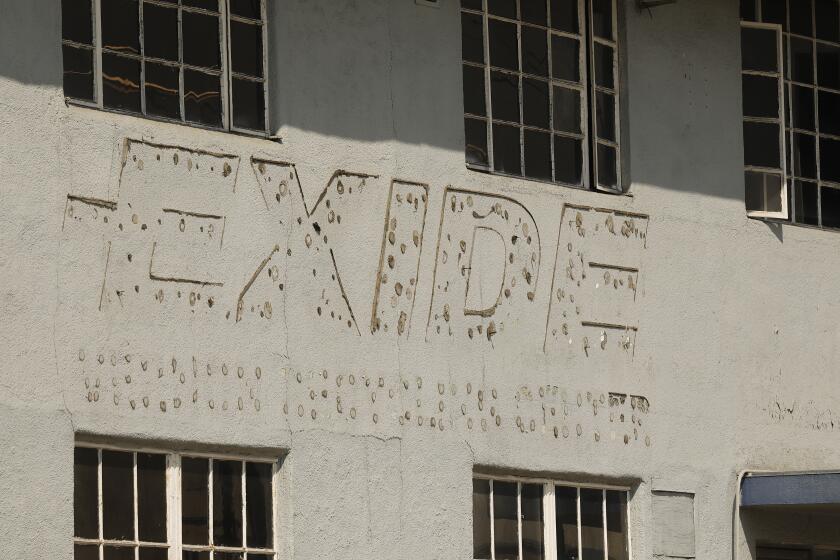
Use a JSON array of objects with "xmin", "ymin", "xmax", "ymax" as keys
[
  {"xmin": 821, "ymin": 186, "xmax": 840, "ymax": 228},
  {"xmin": 231, "ymin": 21, "xmax": 263, "ymax": 78},
  {"xmin": 138, "ymin": 453, "xmax": 167, "ymax": 544},
  {"xmin": 62, "ymin": 0, "xmax": 93, "ymax": 44},
  {"xmin": 606, "ymin": 491, "xmax": 628, "ymax": 560},
  {"xmin": 551, "ymin": 35, "xmax": 580, "ymax": 83},
  {"xmin": 145, "ymin": 62, "xmax": 181, "ymax": 120},
  {"xmin": 181, "ymin": 457, "xmax": 210, "ymax": 546},
  {"xmin": 551, "ymin": 0, "xmax": 579, "ymax": 33},
  {"xmin": 818, "ymin": 90, "xmax": 840, "ymax": 136},
  {"xmin": 521, "ymin": 484, "xmax": 544, "ymax": 560},
  {"xmin": 493, "ymin": 481, "xmax": 519, "ymax": 560},
  {"xmin": 489, "ymin": 19, "xmax": 519, "ymax": 71},
  {"xmin": 102, "ymin": 53, "xmax": 142, "ymax": 113},
  {"xmin": 462, "ymin": 12, "xmax": 485, "ymax": 64},
  {"xmin": 745, "ymin": 171, "xmax": 784, "ymax": 213},
  {"xmin": 816, "ymin": 0, "xmax": 840, "ymax": 42},
  {"xmin": 463, "ymin": 65, "xmax": 487, "ymax": 116},
  {"xmin": 213, "ymin": 460, "xmax": 243, "ymax": 547},
  {"xmin": 488, "ymin": 0, "xmax": 517, "ymax": 18},
  {"xmin": 792, "ymin": 133, "xmax": 817, "ymax": 179},
  {"xmin": 521, "ymin": 0, "xmax": 548, "ymax": 26},
  {"xmin": 104, "ymin": 547, "xmax": 136, "ymax": 560},
  {"xmin": 556, "ymin": 486, "xmax": 579, "ymax": 560},
  {"xmin": 231, "ymin": 0, "xmax": 261, "ymax": 19},
  {"xmin": 102, "ymin": 0, "xmax": 140, "ymax": 54},
  {"xmin": 553, "ymin": 86, "xmax": 581, "ymax": 134},
  {"xmin": 183, "ymin": 11, "xmax": 221, "ymax": 70},
  {"xmin": 74, "ymin": 447, "xmax": 98, "ymax": 539},
  {"xmin": 742, "ymin": 74, "xmax": 779, "ymax": 118},
  {"xmin": 245, "ymin": 462, "xmax": 273, "ymax": 549},
  {"xmin": 522, "ymin": 26, "xmax": 549, "ymax": 77},
  {"xmin": 596, "ymin": 91, "xmax": 615, "ymax": 142},
  {"xmin": 491, "ymin": 71, "xmax": 520, "ymax": 123},
  {"xmin": 743, "ymin": 121, "xmax": 781, "ymax": 168},
  {"xmin": 580, "ymin": 489, "xmax": 605, "ymax": 560},
  {"xmin": 790, "ymin": 37, "xmax": 814, "ymax": 85},
  {"xmin": 597, "ymin": 142, "xmax": 618, "ymax": 189},
  {"xmin": 820, "ymin": 137, "xmax": 840, "ymax": 183},
  {"xmin": 102, "ymin": 450, "xmax": 135, "ymax": 541},
  {"xmin": 465, "ymin": 118, "xmax": 489, "ymax": 167},
  {"xmin": 790, "ymin": 0, "xmax": 814, "ymax": 35},
  {"xmin": 473, "ymin": 479, "xmax": 492, "ymax": 560},
  {"xmin": 523, "ymin": 78, "xmax": 550, "ymax": 129},
  {"xmin": 593, "ymin": 43, "xmax": 614, "ymax": 90},
  {"xmin": 761, "ymin": 0, "xmax": 786, "ymax": 29},
  {"xmin": 817, "ymin": 43, "xmax": 840, "ymax": 90},
  {"xmin": 791, "ymin": 85, "xmax": 815, "ymax": 131},
  {"xmin": 63, "ymin": 45, "xmax": 95, "ymax": 101},
  {"xmin": 794, "ymin": 180, "xmax": 820, "ymax": 225},
  {"xmin": 554, "ymin": 134, "xmax": 583, "ymax": 185},
  {"xmin": 184, "ymin": 70, "xmax": 223, "ymax": 127},
  {"xmin": 143, "ymin": 2, "xmax": 179, "ymax": 62},
  {"xmin": 652, "ymin": 491, "xmax": 696, "ymax": 558},
  {"xmin": 75, "ymin": 544, "xmax": 99, "ymax": 560},
  {"xmin": 592, "ymin": 0, "xmax": 613, "ymax": 40},
  {"xmin": 493, "ymin": 123, "xmax": 522, "ymax": 175},
  {"xmin": 232, "ymin": 78, "xmax": 265, "ymax": 131},
  {"xmin": 524, "ymin": 129, "xmax": 552, "ymax": 181},
  {"xmin": 741, "ymin": 27, "xmax": 779, "ymax": 72}
]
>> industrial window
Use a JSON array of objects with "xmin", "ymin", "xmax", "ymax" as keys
[
  {"xmin": 61, "ymin": 0, "xmax": 268, "ymax": 134},
  {"xmin": 461, "ymin": 0, "xmax": 623, "ymax": 193},
  {"xmin": 741, "ymin": 0, "xmax": 840, "ymax": 227},
  {"xmin": 73, "ymin": 445, "xmax": 278, "ymax": 560},
  {"xmin": 472, "ymin": 476, "xmax": 630, "ymax": 560}
]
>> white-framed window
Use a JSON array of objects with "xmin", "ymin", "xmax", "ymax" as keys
[
  {"xmin": 73, "ymin": 444, "xmax": 279, "ymax": 560},
  {"xmin": 741, "ymin": 0, "xmax": 840, "ymax": 226},
  {"xmin": 472, "ymin": 475, "xmax": 630, "ymax": 560},
  {"xmin": 461, "ymin": 0, "xmax": 623, "ymax": 193},
  {"xmin": 61, "ymin": 0, "xmax": 269, "ymax": 134}
]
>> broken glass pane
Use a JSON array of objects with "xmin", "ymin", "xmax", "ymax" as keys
[
  {"xmin": 246, "ymin": 462, "xmax": 273, "ymax": 549},
  {"xmin": 819, "ymin": 90, "xmax": 840, "ymax": 136},
  {"xmin": 465, "ymin": 118, "xmax": 489, "ymax": 166},
  {"xmin": 144, "ymin": 2, "xmax": 178, "ymax": 62},
  {"xmin": 791, "ymin": 85, "xmax": 815, "ymax": 131},
  {"xmin": 463, "ymin": 64, "xmax": 487, "ymax": 116},
  {"xmin": 580, "ymin": 489, "xmax": 605, "ymax": 560},
  {"xmin": 761, "ymin": 0, "xmax": 786, "ymax": 28},
  {"xmin": 183, "ymin": 11, "xmax": 221, "ymax": 70},
  {"xmin": 596, "ymin": 91, "xmax": 616, "ymax": 142},
  {"xmin": 491, "ymin": 71, "xmax": 520, "ymax": 123},
  {"xmin": 522, "ymin": 26, "xmax": 548, "ymax": 77},
  {"xmin": 62, "ymin": 0, "xmax": 93, "ymax": 44},
  {"xmin": 792, "ymin": 133, "xmax": 817, "ymax": 179},
  {"xmin": 488, "ymin": 0, "xmax": 517, "ymax": 19},
  {"xmin": 556, "ymin": 486, "xmax": 579, "ymax": 560},
  {"xmin": 461, "ymin": 12, "xmax": 485, "ymax": 64},
  {"xmin": 818, "ymin": 44, "xmax": 840, "ymax": 90},
  {"xmin": 523, "ymin": 78, "xmax": 550, "ymax": 129},
  {"xmin": 182, "ymin": 457, "xmax": 210, "ymax": 545},
  {"xmin": 790, "ymin": 0, "xmax": 814, "ymax": 35},
  {"xmin": 489, "ymin": 19, "xmax": 519, "ymax": 71},
  {"xmin": 790, "ymin": 37, "xmax": 814, "ymax": 85},
  {"xmin": 102, "ymin": 0, "xmax": 139, "ymax": 54},
  {"xmin": 139, "ymin": 548, "xmax": 169, "ymax": 560},
  {"xmin": 554, "ymin": 134, "xmax": 582, "ymax": 185},
  {"xmin": 63, "ymin": 45, "xmax": 95, "ymax": 101},
  {"xmin": 821, "ymin": 186, "xmax": 840, "ymax": 228},
  {"xmin": 102, "ymin": 450, "xmax": 134, "ymax": 541},
  {"xmin": 103, "ymin": 53, "xmax": 141, "ymax": 112},
  {"xmin": 594, "ymin": 43, "xmax": 614, "ymax": 90},
  {"xmin": 231, "ymin": 20, "xmax": 263, "ymax": 78},
  {"xmin": 521, "ymin": 484, "xmax": 544, "ymax": 560},
  {"xmin": 231, "ymin": 0, "xmax": 261, "ymax": 19},
  {"xmin": 551, "ymin": 35, "xmax": 580, "ymax": 83},
  {"xmin": 820, "ymin": 137, "xmax": 840, "ymax": 183},
  {"xmin": 138, "ymin": 453, "xmax": 167, "ymax": 543},
  {"xmin": 551, "ymin": 0, "xmax": 578, "ymax": 33},
  {"xmin": 741, "ymin": 27, "xmax": 778, "ymax": 73},
  {"xmin": 741, "ymin": 74, "xmax": 779, "ymax": 119},
  {"xmin": 553, "ymin": 86, "xmax": 581, "ymax": 133},
  {"xmin": 606, "ymin": 491, "xmax": 628, "ymax": 560},
  {"xmin": 214, "ymin": 460, "xmax": 243, "ymax": 547},
  {"xmin": 522, "ymin": 0, "xmax": 547, "ymax": 26},
  {"xmin": 493, "ymin": 123, "xmax": 522, "ymax": 175},
  {"xmin": 744, "ymin": 171, "xmax": 783, "ymax": 213},
  {"xmin": 743, "ymin": 121, "xmax": 781, "ymax": 168},
  {"xmin": 473, "ymin": 479, "xmax": 492, "ymax": 560},
  {"xmin": 145, "ymin": 62, "xmax": 181, "ymax": 120},
  {"xmin": 794, "ymin": 180, "xmax": 819, "ymax": 225},
  {"xmin": 524, "ymin": 129, "xmax": 552, "ymax": 181},
  {"xmin": 184, "ymin": 69, "xmax": 222, "ymax": 128},
  {"xmin": 74, "ymin": 544, "xmax": 98, "ymax": 560},
  {"xmin": 597, "ymin": 143, "xmax": 618, "ymax": 189},
  {"xmin": 104, "ymin": 546, "xmax": 135, "ymax": 560},
  {"xmin": 493, "ymin": 481, "xmax": 519, "ymax": 560},
  {"xmin": 592, "ymin": 0, "xmax": 613, "ymax": 40},
  {"xmin": 816, "ymin": 0, "xmax": 840, "ymax": 42},
  {"xmin": 74, "ymin": 447, "xmax": 98, "ymax": 539},
  {"xmin": 232, "ymin": 78, "xmax": 265, "ymax": 131}
]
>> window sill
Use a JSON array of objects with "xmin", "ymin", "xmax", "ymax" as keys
[
  {"xmin": 465, "ymin": 163, "xmax": 631, "ymax": 197},
  {"xmin": 749, "ymin": 214, "xmax": 840, "ymax": 234}
]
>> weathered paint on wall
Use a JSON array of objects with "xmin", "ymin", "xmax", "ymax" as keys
[{"xmin": 2, "ymin": 0, "xmax": 840, "ymax": 558}]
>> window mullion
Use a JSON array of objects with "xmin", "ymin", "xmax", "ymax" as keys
[
  {"xmin": 261, "ymin": 0, "xmax": 270, "ymax": 134},
  {"xmin": 490, "ymin": 479, "xmax": 496, "ymax": 560},
  {"xmin": 98, "ymin": 448, "xmax": 104, "ymax": 560},
  {"xmin": 167, "ymin": 454, "xmax": 182, "ymax": 560},
  {"xmin": 579, "ymin": 0, "xmax": 591, "ymax": 190},
  {"xmin": 178, "ymin": 3, "xmax": 185, "ymax": 123},
  {"xmin": 517, "ymin": 482, "xmax": 523, "ymax": 560},
  {"xmin": 241, "ymin": 460, "xmax": 248, "ymax": 553},
  {"xmin": 576, "ymin": 488, "xmax": 582, "ymax": 560},
  {"xmin": 602, "ymin": 489, "xmax": 608, "ymax": 560},
  {"xmin": 139, "ymin": 0, "xmax": 147, "ymax": 117},
  {"xmin": 221, "ymin": 0, "xmax": 232, "ymax": 131},
  {"xmin": 209, "ymin": 458, "xmax": 215, "ymax": 555},
  {"xmin": 482, "ymin": 1, "xmax": 494, "ymax": 171},
  {"xmin": 517, "ymin": 0, "xmax": 525, "ymax": 176},
  {"xmin": 133, "ymin": 453, "xmax": 140, "ymax": 560},
  {"xmin": 94, "ymin": 0, "xmax": 104, "ymax": 107},
  {"xmin": 542, "ymin": 483, "xmax": 556, "ymax": 560},
  {"xmin": 611, "ymin": 0, "xmax": 621, "ymax": 190}
]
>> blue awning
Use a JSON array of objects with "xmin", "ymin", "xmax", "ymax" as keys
[{"xmin": 741, "ymin": 472, "xmax": 840, "ymax": 507}]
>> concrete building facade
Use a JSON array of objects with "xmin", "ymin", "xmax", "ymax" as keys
[{"xmin": 2, "ymin": 0, "xmax": 840, "ymax": 558}]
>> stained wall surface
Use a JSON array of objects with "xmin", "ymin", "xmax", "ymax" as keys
[{"xmin": 1, "ymin": 0, "xmax": 838, "ymax": 558}]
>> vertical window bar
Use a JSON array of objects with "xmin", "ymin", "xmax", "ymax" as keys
[
  {"xmin": 810, "ymin": 0, "xmax": 822, "ymax": 225},
  {"xmin": 220, "ymin": 0, "xmax": 231, "ymax": 131},
  {"xmin": 546, "ymin": 0, "xmax": 556, "ymax": 182},
  {"xmin": 517, "ymin": 0, "xmax": 525, "ymax": 176},
  {"xmin": 139, "ymin": 0, "xmax": 146, "ymax": 117},
  {"xmin": 517, "ymin": 482, "xmax": 523, "ymax": 560},
  {"xmin": 134, "ymin": 452, "xmax": 140, "ymax": 560},
  {"xmin": 586, "ymin": 0, "xmax": 597, "ymax": 190},
  {"xmin": 541, "ymin": 483, "xmax": 555, "ymax": 560},
  {"xmin": 94, "ymin": 0, "xmax": 104, "ymax": 107},
  {"xmin": 261, "ymin": 0, "xmax": 270, "ymax": 134},
  {"xmin": 579, "ymin": 0, "xmax": 591, "ymax": 190},
  {"xmin": 576, "ymin": 488, "xmax": 582, "ymax": 560},
  {"xmin": 167, "ymin": 454, "xmax": 180, "ymax": 560},
  {"xmin": 98, "ymin": 448, "xmax": 104, "ymax": 560},
  {"xmin": 483, "ymin": 0, "xmax": 495, "ymax": 171},
  {"xmin": 178, "ymin": 3, "xmax": 186, "ymax": 123},
  {"xmin": 601, "ymin": 489, "xmax": 608, "ymax": 560},
  {"xmin": 241, "ymin": 461, "xmax": 248, "ymax": 555},
  {"xmin": 272, "ymin": 460, "xmax": 281, "ymax": 560},
  {"xmin": 490, "ymin": 479, "xmax": 496, "ymax": 560},
  {"xmin": 611, "ymin": 0, "xmax": 621, "ymax": 190},
  {"xmin": 208, "ymin": 458, "xmax": 214, "ymax": 557}
]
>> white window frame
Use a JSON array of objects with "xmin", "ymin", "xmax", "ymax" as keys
[
  {"xmin": 73, "ymin": 442, "xmax": 281, "ymax": 560},
  {"xmin": 62, "ymin": 0, "xmax": 270, "ymax": 136},
  {"xmin": 473, "ymin": 473, "xmax": 632, "ymax": 560}
]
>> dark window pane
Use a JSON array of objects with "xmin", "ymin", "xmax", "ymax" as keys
[
  {"xmin": 790, "ymin": 0, "xmax": 814, "ymax": 35},
  {"xmin": 820, "ymin": 137, "xmax": 840, "ymax": 183},
  {"xmin": 521, "ymin": 484, "xmax": 544, "ymax": 560},
  {"xmin": 139, "ymin": 548, "xmax": 169, "ymax": 560},
  {"xmin": 489, "ymin": 19, "xmax": 519, "ymax": 71},
  {"xmin": 231, "ymin": 21, "xmax": 263, "ymax": 78},
  {"xmin": 145, "ymin": 62, "xmax": 180, "ymax": 120},
  {"xmin": 138, "ymin": 453, "xmax": 167, "ymax": 543},
  {"xmin": 214, "ymin": 554, "xmax": 244, "ymax": 560},
  {"xmin": 745, "ymin": 171, "xmax": 783, "ymax": 212},
  {"xmin": 75, "ymin": 544, "xmax": 99, "ymax": 560},
  {"xmin": 606, "ymin": 491, "xmax": 628, "ymax": 560},
  {"xmin": 794, "ymin": 180, "xmax": 819, "ymax": 225},
  {"xmin": 63, "ymin": 0, "xmax": 93, "ymax": 44},
  {"xmin": 231, "ymin": 0, "xmax": 261, "ymax": 19},
  {"xmin": 464, "ymin": 65, "xmax": 487, "ymax": 116},
  {"xmin": 246, "ymin": 462, "xmax": 273, "ymax": 549},
  {"xmin": 580, "ymin": 489, "xmax": 605, "ymax": 560},
  {"xmin": 523, "ymin": 78, "xmax": 549, "ymax": 128},
  {"xmin": 556, "ymin": 486, "xmax": 579, "ymax": 560},
  {"xmin": 183, "ymin": 11, "xmax": 221, "ymax": 70},
  {"xmin": 596, "ymin": 91, "xmax": 616, "ymax": 142},
  {"xmin": 493, "ymin": 123, "xmax": 522, "ymax": 175},
  {"xmin": 144, "ymin": 3, "xmax": 178, "ymax": 62},
  {"xmin": 182, "ymin": 457, "xmax": 210, "ymax": 545},
  {"xmin": 63, "ymin": 45, "xmax": 95, "ymax": 101},
  {"xmin": 551, "ymin": 0, "xmax": 578, "ymax": 33},
  {"xmin": 182, "ymin": 552, "xmax": 210, "ymax": 560},
  {"xmin": 102, "ymin": 0, "xmax": 140, "ymax": 54},
  {"xmin": 594, "ymin": 43, "xmax": 614, "ymax": 90},
  {"xmin": 819, "ymin": 90, "xmax": 840, "ymax": 136},
  {"xmin": 597, "ymin": 143, "xmax": 618, "ymax": 189},
  {"xmin": 102, "ymin": 450, "xmax": 134, "ymax": 541},
  {"xmin": 818, "ymin": 44, "xmax": 840, "ymax": 90},
  {"xmin": 551, "ymin": 35, "xmax": 580, "ymax": 82},
  {"xmin": 524, "ymin": 129, "xmax": 551, "ymax": 180},
  {"xmin": 184, "ymin": 70, "xmax": 222, "ymax": 127},
  {"xmin": 743, "ymin": 121, "xmax": 781, "ymax": 168},
  {"xmin": 790, "ymin": 38, "xmax": 814, "ymax": 84},
  {"xmin": 248, "ymin": 556, "xmax": 274, "ymax": 560},
  {"xmin": 821, "ymin": 186, "xmax": 840, "ymax": 228},
  {"xmin": 465, "ymin": 118, "xmax": 489, "ymax": 166},
  {"xmin": 488, "ymin": 0, "xmax": 517, "ymax": 18},
  {"xmin": 104, "ymin": 547, "xmax": 135, "ymax": 560},
  {"xmin": 462, "ymin": 12, "xmax": 485, "ymax": 64},
  {"xmin": 522, "ymin": 26, "xmax": 548, "ymax": 77},
  {"xmin": 742, "ymin": 74, "xmax": 779, "ymax": 118},
  {"xmin": 741, "ymin": 0, "xmax": 757, "ymax": 20},
  {"xmin": 522, "ymin": 0, "xmax": 547, "ymax": 25},
  {"xmin": 553, "ymin": 86, "xmax": 581, "ymax": 133},
  {"xmin": 213, "ymin": 460, "xmax": 243, "ymax": 547},
  {"xmin": 74, "ymin": 447, "xmax": 98, "ymax": 539},
  {"xmin": 103, "ymin": 54, "xmax": 141, "ymax": 112},
  {"xmin": 792, "ymin": 133, "xmax": 817, "ymax": 179},
  {"xmin": 232, "ymin": 78, "xmax": 265, "ymax": 131},
  {"xmin": 592, "ymin": 0, "xmax": 613, "ymax": 40},
  {"xmin": 183, "ymin": 0, "xmax": 218, "ymax": 9},
  {"xmin": 761, "ymin": 0, "xmax": 786, "ymax": 28},
  {"xmin": 491, "ymin": 71, "xmax": 520, "ymax": 122},
  {"xmin": 493, "ymin": 481, "xmax": 519, "ymax": 560},
  {"xmin": 791, "ymin": 85, "xmax": 815, "ymax": 131},
  {"xmin": 816, "ymin": 0, "xmax": 840, "ymax": 42},
  {"xmin": 554, "ymin": 134, "xmax": 582, "ymax": 185},
  {"xmin": 741, "ymin": 27, "xmax": 778, "ymax": 73},
  {"xmin": 462, "ymin": 0, "xmax": 483, "ymax": 9},
  {"xmin": 473, "ymin": 479, "xmax": 492, "ymax": 560}
]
